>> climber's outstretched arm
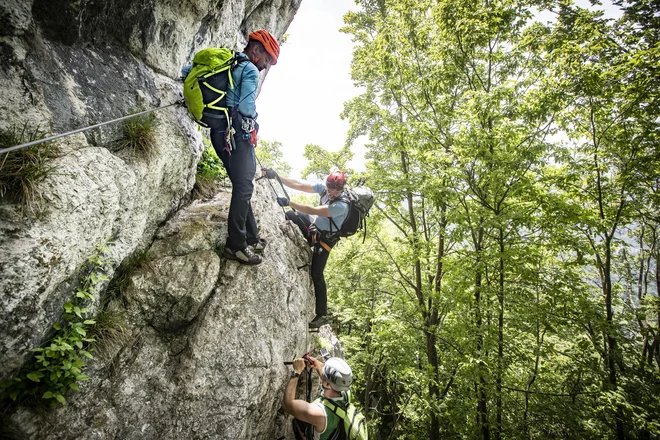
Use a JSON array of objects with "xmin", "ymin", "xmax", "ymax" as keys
[
  {"xmin": 282, "ymin": 358, "xmax": 326, "ymax": 432},
  {"xmin": 289, "ymin": 202, "xmax": 331, "ymax": 218},
  {"xmin": 278, "ymin": 176, "xmax": 315, "ymax": 193}
]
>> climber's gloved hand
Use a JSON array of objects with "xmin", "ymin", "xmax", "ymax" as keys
[
  {"xmin": 277, "ymin": 197, "xmax": 290, "ymax": 207},
  {"xmin": 262, "ymin": 168, "xmax": 278, "ymax": 179}
]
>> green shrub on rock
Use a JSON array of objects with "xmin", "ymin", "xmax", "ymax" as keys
[
  {"xmin": 117, "ymin": 113, "xmax": 158, "ymax": 159},
  {"xmin": 0, "ymin": 243, "xmax": 112, "ymax": 406}
]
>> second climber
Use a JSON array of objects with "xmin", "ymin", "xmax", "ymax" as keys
[{"xmin": 262, "ymin": 168, "xmax": 348, "ymax": 328}]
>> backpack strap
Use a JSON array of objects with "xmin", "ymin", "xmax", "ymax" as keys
[
  {"xmin": 327, "ymin": 195, "xmax": 349, "ymax": 235},
  {"xmin": 323, "ymin": 393, "xmax": 367, "ymax": 440},
  {"xmin": 321, "ymin": 399, "xmax": 347, "ymax": 423},
  {"xmin": 318, "ymin": 189, "xmax": 346, "ymax": 238},
  {"xmin": 329, "ymin": 217, "xmax": 340, "ymax": 234},
  {"xmin": 316, "ymin": 397, "xmax": 345, "ymax": 440}
]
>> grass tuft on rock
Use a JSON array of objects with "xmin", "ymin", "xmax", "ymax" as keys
[
  {"xmin": 89, "ymin": 304, "xmax": 129, "ymax": 363},
  {"xmin": 0, "ymin": 124, "xmax": 58, "ymax": 210},
  {"xmin": 117, "ymin": 113, "xmax": 158, "ymax": 158}
]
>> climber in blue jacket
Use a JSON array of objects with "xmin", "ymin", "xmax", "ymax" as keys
[
  {"xmin": 184, "ymin": 30, "xmax": 280, "ymax": 265},
  {"xmin": 213, "ymin": 30, "xmax": 280, "ymax": 266}
]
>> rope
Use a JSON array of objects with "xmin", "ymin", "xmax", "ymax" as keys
[
  {"xmin": 253, "ymin": 153, "xmax": 290, "ymax": 215},
  {"xmin": 0, "ymin": 100, "xmax": 184, "ymax": 156},
  {"xmin": 305, "ymin": 265, "xmax": 309, "ymax": 350}
]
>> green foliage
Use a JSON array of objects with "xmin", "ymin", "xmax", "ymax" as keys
[
  {"xmin": 301, "ymin": 143, "xmax": 354, "ymax": 180},
  {"xmin": 197, "ymin": 138, "xmax": 225, "ymax": 180},
  {"xmin": 0, "ymin": 124, "xmax": 58, "ymax": 211},
  {"xmin": 88, "ymin": 303, "xmax": 129, "ymax": 363},
  {"xmin": 291, "ymin": 191, "xmax": 319, "ymax": 207},
  {"xmin": 0, "ymin": 243, "xmax": 111, "ymax": 406},
  {"xmin": 194, "ymin": 138, "xmax": 227, "ymax": 199},
  {"xmin": 117, "ymin": 112, "xmax": 157, "ymax": 158},
  {"xmin": 256, "ymin": 139, "xmax": 292, "ymax": 177},
  {"xmin": 332, "ymin": 0, "xmax": 660, "ymax": 439}
]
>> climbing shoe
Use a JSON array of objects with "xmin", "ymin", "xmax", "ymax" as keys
[
  {"xmin": 222, "ymin": 246, "xmax": 262, "ymax": 265},
  {"xmin": 308, "ymin": 315, "xmax": 328, "ymax": 328},
  {"xmin": 248, "ymin": 238, "xmax": 268, "ymax": 254}
]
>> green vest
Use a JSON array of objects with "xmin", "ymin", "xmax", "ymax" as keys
[{"xmin": 313, "ymin": 395, "xmax": 345, "ymax": 440}]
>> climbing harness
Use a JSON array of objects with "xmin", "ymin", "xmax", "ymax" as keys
[
  {"xmin": 313, "ymin": 229, "xmax": 337, "ymax": 254},
  {"xmin": 0, "ymin": 101, "xmax": 184, "ymax": 156}
]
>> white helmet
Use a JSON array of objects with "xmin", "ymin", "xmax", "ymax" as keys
[{"xmin": 322, "ymin": 357, "xmax": 353, "ymax": 392}]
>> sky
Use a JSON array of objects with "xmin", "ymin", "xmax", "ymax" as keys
[
  {"xmin": 256, "ymin": 0, "xmax": 364, "ymax": 179},
  {"xmin": 256, "ymin": 0, "xmax": 623, "ymax": 179}
]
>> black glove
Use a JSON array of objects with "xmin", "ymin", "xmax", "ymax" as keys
[
  {"xmin": 262, "ymin": 168, "xmax": 278, "ymax": 179},
  {"xmin": 277, "ymin": 197, "xmax": 290, "ymax": 207}
]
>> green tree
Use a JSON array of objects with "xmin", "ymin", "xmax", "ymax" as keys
[
  {"xmin": 331, "ymin": 0, "xmax": 660, "ymax": 439},
  {"xmin": 538, "ymin": 2, "xmax": 660, "ymax": 437},
  {"xmin": 301, "ymin": 143, "xmax": 354, "ymax": 180},
  {"xmin": 256, "ymin": 139, "xmax": 292, "ymax": 177}
]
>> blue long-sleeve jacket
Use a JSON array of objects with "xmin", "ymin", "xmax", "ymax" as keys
[{"xmin": 227, "ymin": 53, "xmax": 258, "ymax": 119}]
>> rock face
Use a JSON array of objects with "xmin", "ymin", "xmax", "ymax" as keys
[
  {"xmin": 0, "ymin": 0, "xmax": 301, "ymax": 381},
  {"xmin": 8, "ymin": 183, "xmax": 331, "ymax": 439},
  {"xmin": 0, "ymin": 1, "xmax": 337, "ymax": 439}
]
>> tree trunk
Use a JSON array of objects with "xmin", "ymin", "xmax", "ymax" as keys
[
  {"xmin": 475, "ymin": 225, "xmax": 490, "ymax": 440},
  {"xmin": 604, "ymin": 241, "xmax": 625, "ymax": 440},
  {"xmin": 496, "ymin": 227, "xmax": 504, "ymax": 440}
]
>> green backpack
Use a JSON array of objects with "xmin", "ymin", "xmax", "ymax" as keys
[
  {"xmin": 183, "ymin": 48, "xmax": 245, "ymax": 128},
  {"xmin": 316, "ymin": 392, "xmax": 368, "ymax": 440}
]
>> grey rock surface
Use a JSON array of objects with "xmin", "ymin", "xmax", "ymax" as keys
[
  {"xmin": 8, "ymin": 182, "xmax": 333, "ymax": 439},
  {"xmin": 0, "ymin": 1, "xmax": 343, "ymax": 438},
  {"xmin": 0, "ymin": 0, "xmax": 301, "ymax": 383}
]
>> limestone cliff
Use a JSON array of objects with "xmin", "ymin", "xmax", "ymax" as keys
[
  {"xmin": 6, "ymin": 185, "xmax": 338, "ymax": 439},
  {"xmin": 0, "ymin": 1, "xmax": 337, "ymax": 439}
]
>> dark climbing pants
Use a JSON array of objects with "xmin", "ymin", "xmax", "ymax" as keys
[
  {"xmin": 285, "ymin": 210, "xmax": 336, "ymax": 316},
  {"xmin": 210, "ymin": 130, "xmax": 259, "ymax": 251}
]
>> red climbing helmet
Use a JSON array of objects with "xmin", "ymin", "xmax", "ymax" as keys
[
  {"xmin": 248, "ymin": 30, "xmax": 280, "ymax": 65},
  {"xmin": 326, "ymin": 170, "xmax": 346, "ymax": 190}
]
